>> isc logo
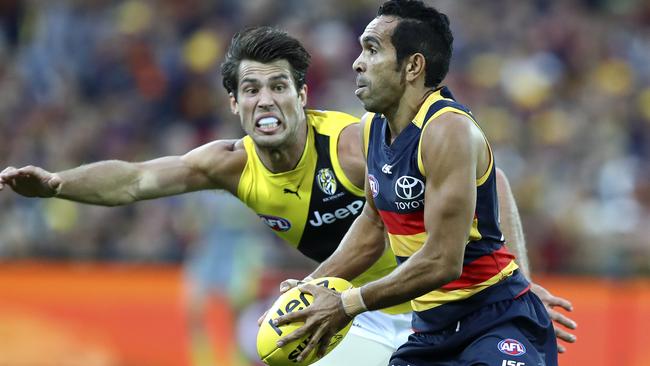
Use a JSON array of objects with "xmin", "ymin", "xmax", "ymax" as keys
[
  {"xmin": 501, "ymin": 361, "xmax": 525, "ymax": 366},
  {"xmin": 497, "ymin": 338, "xmax": 526, "ymax": 356}
]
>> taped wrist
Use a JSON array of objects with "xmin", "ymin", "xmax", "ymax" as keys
[{"xmin": 340, "ymin": 287, "xmax": 367, "ymax": 317}]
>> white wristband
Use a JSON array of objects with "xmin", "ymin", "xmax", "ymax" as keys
[{"xmin": 340, "ymin": 287, "xmax": 367, "ymax": 317}]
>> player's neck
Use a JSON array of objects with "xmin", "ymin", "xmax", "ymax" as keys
[
  {"xmin": 256, "ymin": 123, "xmax": 308, "ymax": 173},
  {"xmin": 384, "ymin": 87, "xmax": 434, "ymax": 143}
]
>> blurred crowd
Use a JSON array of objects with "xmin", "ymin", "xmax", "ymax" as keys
[{"xmin": 0, "ymin": 0, "xmax": 649, "ymax": 277}]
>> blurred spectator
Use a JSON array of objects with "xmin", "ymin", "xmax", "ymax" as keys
[{"xmin": 1, "ymin": 0, "xmax": 649, "ymax": 280}]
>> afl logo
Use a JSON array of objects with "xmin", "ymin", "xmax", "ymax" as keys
[
  {"xmin": 368, "ymin": 174, "xmax": 379, "ymax": 198},
  {"xmin": 258, "ymin": 214, "xmax": 291, "ymax": 232},
  {"xmin": 395, "ymin": 176, "xmax": 424, "ymax": 200},
  {"xmin": 497, "ymin": 339, "xmax": 526, "ymax": 356},
  {"xmin": 317, "ymin": 168, "xmax": 337, "ymax": 196}
]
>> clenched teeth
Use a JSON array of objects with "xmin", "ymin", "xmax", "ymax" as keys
[{"xmin": 258, "ymin": 117, "xmax": 279, "ymax": 128}]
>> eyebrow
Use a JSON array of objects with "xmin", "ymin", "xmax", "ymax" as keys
[
  {"xmin": 269, "ymin": 74, "xmax": 290, "ymax": 82},
  {"xmin": 239, "ymin": 74, "xmax": 290, "ymax": 86},
  {"xmin": 360, "ymin": 35, "xmax": 381, "ymax": 46}
]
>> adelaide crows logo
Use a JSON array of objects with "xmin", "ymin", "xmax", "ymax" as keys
[{"xmin": 316, "ymin": 168, "xmax": 337, "ymax": 195}]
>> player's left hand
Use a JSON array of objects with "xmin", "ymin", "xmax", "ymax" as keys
[
  {"xmin": 531, "ymin": 283, "xmax": 577, "ymax": 353},
  {"xmin": 273, "ymin": 283, "xmax": 351, "ymax": 362}
]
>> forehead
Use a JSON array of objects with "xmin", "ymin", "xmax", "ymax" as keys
[
  {"xmin": 238, "ymin": 59, "xmax": 294, "ymax": 84},
  {"xmin": 360, "ymin": 15, "xmax": 400, "ymax": 45}
]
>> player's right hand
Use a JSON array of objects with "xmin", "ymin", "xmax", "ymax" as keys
[{"xmin": 0, "ymin": 166, "xmax": 61, "ymax": 197}]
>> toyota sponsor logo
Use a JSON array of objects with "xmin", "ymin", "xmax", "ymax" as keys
[{"xmin": 395, "ymin": 176, "xmax": 424, "ymax": 200}]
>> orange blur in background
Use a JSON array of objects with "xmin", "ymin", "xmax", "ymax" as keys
[{"xmin": 0, "ymin": 262, "xmax": 648, "ymax": 366}]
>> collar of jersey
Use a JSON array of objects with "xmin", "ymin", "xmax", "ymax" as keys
[
  {"xmin": 254, "ymin": 120, "xmax": 314, "ymax": 178},
  {"xmin": 413, "ymin": 87, "xmax": 450, "ymax": 128}
]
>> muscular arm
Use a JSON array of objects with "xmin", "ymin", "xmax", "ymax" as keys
[
  {"xmin": 361, "ymin": 113, "xmax": 481, "ymax": 310},
  {"xmin": 274, "ymin": 113, "xmax": 487, "ymax": 359},
  {"xmin": 0, "ymin": 139, "xmax": 245, "ymax": 206},
  {"xmin": 495, "ymin": 168, "xmax": 530, "ymax": 278}
]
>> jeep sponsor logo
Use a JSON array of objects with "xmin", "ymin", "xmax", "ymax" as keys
[
  {"xmin": 309, "ymin": 200, "xmax": 364, "ymax": 226},
  {"xmin": 258, "ymin": 214, "xmax": 291, "ymax": 232}
]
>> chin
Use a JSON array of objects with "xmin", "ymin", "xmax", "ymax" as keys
[
  {"xmin": 252, "ymin": 134, "xmax": 287, "ymax": 149},
  {"xmin": 361, "ymin": 100, "xmax": 382, "ymax": 113}
]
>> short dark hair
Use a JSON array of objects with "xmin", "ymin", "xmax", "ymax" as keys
[
  {"xmin": 378, "ymin": 0, "xmax": 453, "ymax": 87},
  {"xmin": 221, "ymin": 26, "xmax": 311, "ymax": 99}
]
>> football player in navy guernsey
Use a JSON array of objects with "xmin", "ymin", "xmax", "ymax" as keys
[
  {"xmin": 273, "ymin": 1, "xmax": 569, "ymax": 365},
  {"xmin": 1, "ymin": 25, "xmax": 574, "ymax": 365}
]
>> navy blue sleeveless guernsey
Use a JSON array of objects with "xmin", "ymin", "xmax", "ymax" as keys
[{"xmin": 363, "ymin": 87, "xmax": 530, "ymax": 332}]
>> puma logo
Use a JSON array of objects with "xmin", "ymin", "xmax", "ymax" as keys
[{"xmin": 283, "ymin": 184, "xmax": 301, "ymax": 199}]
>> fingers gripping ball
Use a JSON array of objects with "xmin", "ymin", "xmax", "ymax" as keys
[{"xmin": 257, "ymin": 277, "xmax": 353, "ymax": 366}]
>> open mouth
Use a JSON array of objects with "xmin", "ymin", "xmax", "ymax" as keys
[
  {"xmin": 256, "ymin": 116, "xmax": 282, "ymax": 133},
  {"xmin": 355, "ymin": 78, "xmax": 369, "ymax": 96}
]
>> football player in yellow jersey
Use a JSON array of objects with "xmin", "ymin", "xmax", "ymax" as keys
[{"xmin": 0, "ymin": 26, "xmax": 575, "ymax": 365}]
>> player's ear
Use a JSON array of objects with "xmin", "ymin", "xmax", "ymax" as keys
[
  {"xmin": 298, "ymin": 84, "xmax": 308, "ymax": 108},
  {"xmin": 229, "ymin": 92, "xmax": 239, "ymax": 115},
  {"xmin": 405, "ymin": 53, "xmax": 426, "ymax": 83}
]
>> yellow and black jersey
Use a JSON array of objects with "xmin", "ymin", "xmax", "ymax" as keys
[
  {"xmin": 237, "ymin": 110, "xmax": 404, "ymax": 302},
  {"xmin": 364, "ymin": 87, "xmax": 530, "ymax": 331}
]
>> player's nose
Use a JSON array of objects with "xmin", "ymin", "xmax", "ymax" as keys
[
  {"xmin": 257, "ymin": 87, "xmax": 274, "ymax": 108},
  {"xmin": 353, "ymin": 54, "xmax": 365, "ymax": 73}
]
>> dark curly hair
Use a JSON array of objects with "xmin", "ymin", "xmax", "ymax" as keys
[
  {"xmin": 378, "ymin": 0, "xmax": 454, "ymax": 87},
  {"xmin": 221, "ymin": 26, "xmax": 311, "ymax": 99}
]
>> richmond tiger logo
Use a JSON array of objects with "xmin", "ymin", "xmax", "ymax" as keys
[{"xmin": 316, "ymin": 168, "xmax": 337, "ymax": 196}]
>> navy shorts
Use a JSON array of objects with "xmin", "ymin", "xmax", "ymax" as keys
[{"xmin": 389, "ymin": 291, "xmax": 558, "ymax": 366}]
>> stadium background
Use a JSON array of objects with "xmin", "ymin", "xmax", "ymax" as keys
[{"xmin": 0, "ymin": 0, "xmax": 648, "ymax": 365}]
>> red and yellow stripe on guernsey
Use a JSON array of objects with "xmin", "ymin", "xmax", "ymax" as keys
[
  {"xmin": 379, "ymin": 209, "xmax": 519, "ymax": 312},
  {"xmin": 380, "ymin": 210, "xmax": 482, "ymax": 254}
]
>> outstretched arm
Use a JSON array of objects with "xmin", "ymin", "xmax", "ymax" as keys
[
  {"xmin": 495, "ymin": 168, "xmax": 577, "ymax": 352},
  {"xmin": 0, "ymin": 139, "xmax": 243, "ymax": 206}
]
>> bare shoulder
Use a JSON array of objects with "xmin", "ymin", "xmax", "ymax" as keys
[
  {"xmin": 424, "ymin": 112, "xmax": 477, "ymax": 142},
  {"xmin": 422, "ymin": 112, "xmax": 486, "ymax": 157},
  {"xmin": 338, "ymin": 122, "xmax": 362, "ymax": 157},
  {"xmin": 337, "ymin": 122, "xmax": 366, "ymax": 188},
  {"xmin": 183, "ymin": 138, "xmax": 248, "ymax": 192},
  {"xmin": 421, "ymin": 112, "xmax": 488, "ymax": 177}
]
